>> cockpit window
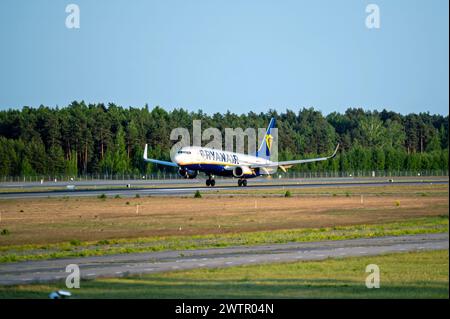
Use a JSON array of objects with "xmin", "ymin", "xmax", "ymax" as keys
[{"xmin": 177, "ymin": 150, "xmax": 191, "ymax": 154}]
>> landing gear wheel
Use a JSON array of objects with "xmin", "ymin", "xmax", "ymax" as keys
[
  {"xmin": 242, "ymin": 180, "xmax": 247, "ymax": 187},
  {"xmin": 206, "ymin": 177, "xmax": 215, "ymax": 187},
  {"xmin": 238, "ymin": 180, "xmax": 242, "ymax": 187}
]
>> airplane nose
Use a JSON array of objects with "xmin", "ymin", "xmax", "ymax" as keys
[{"xmin": 174, "ymin": 154, "xmax": 182, "ymax": 164}]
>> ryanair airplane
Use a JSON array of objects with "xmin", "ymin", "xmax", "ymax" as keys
[{"xmin": 143, "ymin": 118, "xmax": 339, "ymax": 187}]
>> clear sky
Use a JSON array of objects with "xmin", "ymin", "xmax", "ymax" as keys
[{"xmin": 0, "ymin": 0, "xmax": 448, "ymax": 115}]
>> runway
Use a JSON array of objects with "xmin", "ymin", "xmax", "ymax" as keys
[
  {"xmin": 1, "ymin": 176, "xmax": 448, "ymax": 189},
  {"xmin": 0, "ymin": 233, "xmax": 447, "ymax": 286},
  {"xmin": 0, "ymin": 178, "xmax": 448, "ymax": 199}
]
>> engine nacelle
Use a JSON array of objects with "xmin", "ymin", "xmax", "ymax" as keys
[
  {"xmin": 178, "ymin": 168, "xmax": 198, "ymax": 179},
  {"xmin": 232, "ymin": 166, "xmax": 253, "ymax": 178}
]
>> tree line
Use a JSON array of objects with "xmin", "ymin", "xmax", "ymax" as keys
[{"xmin": 0, "ymin": 101, "xmax": 448, "ymax": 177}]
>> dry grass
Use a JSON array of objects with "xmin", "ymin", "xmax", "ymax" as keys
[{"xmin": 0, "ymin": 185, "xmax": 447, "ymax": 246}]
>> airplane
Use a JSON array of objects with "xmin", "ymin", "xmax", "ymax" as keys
[{"xmin": 143, "ymin": 118, "xmax": 339, "ymax": 187}]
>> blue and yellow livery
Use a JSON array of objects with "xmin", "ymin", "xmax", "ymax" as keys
[{"xmin": 143, "ymin": 118, "xmax": 339, "ymax": 187}]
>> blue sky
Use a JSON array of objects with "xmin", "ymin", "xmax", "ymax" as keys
[{"xmin": 0, "ymin": 0, "xmax": 448, "ymax": 115}]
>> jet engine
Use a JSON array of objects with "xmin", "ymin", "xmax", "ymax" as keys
[
  {"xmin": 178, "ymin": 168, "xmax": 198, "ymax": 179},
  {"xmin": 232, "ymin": 166, "xmax": 253, "ymax": 178}
]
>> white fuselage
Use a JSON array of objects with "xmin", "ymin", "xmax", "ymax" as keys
[{"xmin": 173, "ymin": 146, "xmax": 275, "ymax": 178}]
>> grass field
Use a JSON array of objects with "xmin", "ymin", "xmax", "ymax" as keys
[
  {"xmin": 0, "ymin": 184, "xmax": 447, "ymax": 245},
  {"xmin": 0, "ymin": 184, "xmax": 447, "ymax": 299},
  {"xmin": 1, "ymin": 250, "xmax": 447, "ymax": 299},
  {"xmin": 0, "ymin": 184, "xmax": 447, "ymax": 262},
  {"xmin": 0, "ymin": 216, "xmax": 447, "ymax": 263}
]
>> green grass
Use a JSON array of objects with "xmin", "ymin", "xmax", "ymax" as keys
[
  {"xmin": 0, "ymin": 250, "xmax": 447, "ymax": 299},
  {"xmin": 0, "ymin": 216, "xmax": 447, "ymax": 263},
  {"xmin": 216, "ymin": 184, "xmax": 449, "ymax": 197}
]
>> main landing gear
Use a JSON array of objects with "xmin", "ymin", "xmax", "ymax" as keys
[
  {"xmin": 206, "ymin": 175, "xmax": 216, "ymax": 187},
  {"xmin": 237, "ymin": 179, "xmax": 247, "ymax": 187}
]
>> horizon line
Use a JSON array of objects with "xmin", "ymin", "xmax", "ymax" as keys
[{"xmin": 1, "ymin": 101, "xmax": 448, "ymax": 117}]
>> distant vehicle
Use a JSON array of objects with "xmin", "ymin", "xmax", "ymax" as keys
[{"xmin": 143, "ymin": 118, "xmax": 339, "ymax": 187}]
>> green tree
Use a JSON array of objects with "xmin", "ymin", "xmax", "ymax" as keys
[
  {"xmin": 384, "ymin": 119, "xmax": 406, "ymax": 149},
  {"xmin": 358, "ymin": 115, "xmax": 387, "ymax": 148},
  {"xmin": 113, "ymin": 127, "xmax": 129, "ymax": 174},
  {"xmin": 0, "ymin": 103, "xmax": 447, "ymax": 176},
  {"xmin": 372, "ymin": 148, "xmax": 385, "ymax": 171},
  {"xmin": 426, "ymin": 129, "xmax": 441, "ymax": 152},
  {"xmin": 48, "ymin": 144, "xmax": 66, "ymax": 175},
  {"xmin": 65, "ymin": 150, "xmax": 78, "ymax": 176},
  {"xmin": 21, "ymin": 156, "xmax": 35, "ymax": 176},
  {"xmin": 26, "ymin": 137, "xmax": 48, "ymax": 174}
]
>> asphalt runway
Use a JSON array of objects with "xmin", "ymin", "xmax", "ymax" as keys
[
  {"xmin": 0, "ymin": 233, "xmax": 447, "ymax": 286},
  {"xmin": 0, "ymin": 178, "xmax": 448, "ymax": 199},
  {"xmin": 1, "ymin": 176, "xmax": 448, "ymax": 189}
]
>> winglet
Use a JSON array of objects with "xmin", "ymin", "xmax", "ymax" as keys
[
  {"xmin": 330, "ymin": 143, "xmax": 340, "ymax": 158},
  {"xmin": 143, "ymin": 144, "xmax": 148, "ymax": 160},
  {"xmin": 142, "ymin": 144, "xmax": 179, "ymax": 167}
]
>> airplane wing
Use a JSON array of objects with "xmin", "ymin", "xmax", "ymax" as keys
[
  {"xmin": 143, "ymin": 144, "xmax": 179, "ymax": 167},
  {"xmin": 251, "ymin": 144, "xmax": 339, "ymax": 172}
]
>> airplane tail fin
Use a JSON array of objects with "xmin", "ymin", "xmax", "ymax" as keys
[{"xmin": 256, "ymin": 118, "xmax": 276, "ymax": 160}]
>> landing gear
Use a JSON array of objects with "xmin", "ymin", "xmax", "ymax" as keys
[
  {"xmin": 238, "ymin": 179, "xmax": 247, "ymax": 187},
  {"xmin": 206, "ymin": 176, "xmax": 216, "ymax": 187}
]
